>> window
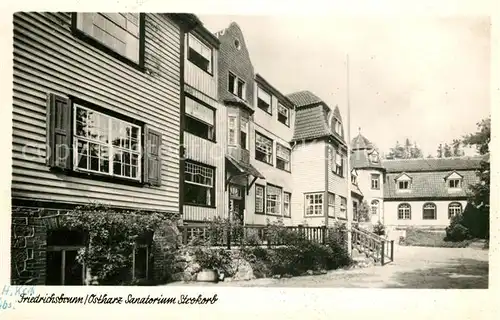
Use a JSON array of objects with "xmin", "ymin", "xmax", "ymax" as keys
[
  {"xmin": 255, "ymin": 185, "xmax": 265, "ymax": 213},
  {"xmin": 255, "ymin": 132, "xmax": 273, "ymax": 164},
  {"xmin": 228, "ymin": 116, "xmax": 237, "ymax": 145},
  {"xmin": 240, "ymin": 117, "xmax": 249, "ymax": 149},
  {"xmin": 398, "ymin": 203, "xmax": 411, "ymax": 220},
  {"xmin": 283, "ymin": 192, "xmax": 291, "ymax": 217},
  {"xmin": 353, "ymin": 201, "xmax": 358, "ymax": 221},
  {"xmin": 422, "ymin": 203, "xmax": 437, "ymax": 220},
  {"xmin": 184, "ymin": 96, "xmax": 215, "ymax": 141},
  {"xmin": 187, "ymin": 33, "xmax": 212, "ymax": 73},
  {"xmin": 305, "ymin": 193, "xmax": 323, "ymax": 216},
  {"xmin": 74, "ymin": 13, "xmax": 142, "ymax": 66},
  {"xmin": 331, "ymin": 117, "xmax": 342, "ymax": 136},
  {"xmin": 184, "ymin": 161, "xmax": 215, "ymax": 207},
  {"xmin": 334, "ymin": 152, "xmax": 344, "ymax": 176},
  {"xmin": 351, "ymin": 174, "xmax": 357, "ymax": 185},
  {"xmin": 74, "ymin": 104, "xmax": 141, "ymax": 180},
  {"xmin": 371, "ymin": 174, "xmax": 380, "ymax": 189},
  {"xmin": 448, "ymin": 202, "xmax": 462, "ymax": 219},
  {"xmin": 46, "ymin": 229, "xmax": 86, "ymax": 285},
  {"xmin": 339, "ymin": 196, "xmax": 347, "ymax": 219},
  {"xmin": 257, "ymin": 87, "xmax": 272, "ymax": 113},
  {"xmin": 369, "ymin": 151, "xmax": 379, "ymax": 163},
  {"xmin": 276, "ymin": 144, "xmax": 291, "ymax": 171},
  {"xmin": 228, "ymin": 72, "xmax": 246, "ymax": 100},
  {"xmin": 278, "ymin": 103, "xmax": 289, "ymax": 125},
  {"xmin": 266, "ymin": 185, "xmax": 282, "ymax": 215},
  {"xmin": 448, "ymin": 179, "xmax": 461, "ymax": 188},
  {"xmin": 371, "ymin": 200, "xmax": 379, "ymax": 216},
  {"xmin": 328, "ymin": 193, "xmax": 335, "ymax": 217},
  {"xmin": 398, "ymin": 181, "xmax": 410, "ymax": 190}
]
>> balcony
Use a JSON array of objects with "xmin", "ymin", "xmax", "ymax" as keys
[{"xmin": 228, "ymin": 146, "xmax": 250, "ymax": 164}]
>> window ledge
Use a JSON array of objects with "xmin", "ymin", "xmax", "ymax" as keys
[
  {"xmin": 255, "ymin": 158, "xmax": 274, "ymax": 167},
  {"xmin": 65, "ymin": 169, "xmax": 146, "ymax": 187},
  {"xmin": 184, "ymin": 203, "xmax": 216, "ymax": 209}
]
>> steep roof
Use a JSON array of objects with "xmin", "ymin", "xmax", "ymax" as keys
[
  {"xmin": 381, "ymin": 156, "xmax": 484, "ymax": 173},
  {"xmin": 287, "ymin": 90, "xmax": 323, "ymax": 107},
  {"xmin": 384, "ymin": 169, "xmax": 480, "ymax": 199},
  {"xmin": 350, "ymin": 149, "xmax": 384, "ymax": 170},
  {"xmin": 351, "ymin": 133, "xmax": 373, "ymax": 150}
]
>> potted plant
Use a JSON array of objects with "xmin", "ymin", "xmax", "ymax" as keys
[{"xmin": 193, "ymin": 247, "xmax": 230, "ymax": 283}]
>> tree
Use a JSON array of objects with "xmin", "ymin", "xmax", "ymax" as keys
[
  {"xmin": 386, "ymin": 139, "xmax": 423, "ymax": 159},
  {"xmin": 436, "ymin": 144, "xmax": 443, "ymax": 158},
  {"xmin": 452, "ymin": 139, "xmax": 464, "ymax": 157},
  {"xmin": 411, "ymin": 141, "xmax": 423, "ymax": 158},
  {"xmin": 356, "ymin": 200, "xmax": 370, "ymax": 222},
  {"xmin": 463, "ymin": 117, "xmax": 490, "ymax": 155},
  {"xmin": 443, "ymin": 143, "xmax": 452, "ymax": 157}
]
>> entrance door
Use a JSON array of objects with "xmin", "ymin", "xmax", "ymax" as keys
[
  {"xmin": 46, "ymin": 229, "xmax": 85, "ymax": 285},
  {"xmin": 229, "ymin": 184, "xmax": 245, "ymax": 225}
]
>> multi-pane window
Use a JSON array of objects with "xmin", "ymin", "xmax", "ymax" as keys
[
  {"xmin": 335, "ymin": 152, "xmax": 344, "ymax": 176},
  {"xmin": 228, "ymin": 116, "xmax": 237, "ymax": 145},
  {"xmin": 255, "ymin": 185, "xmax": 265, "ymax": 213},
  {"xmin": 257, "ymin": 87, "xmax": 272, "ymax": 113},
  {"xmin": 422, "ymin": 203, "xmax": 437, "ymax": 220},
  {"xmin": 184, "ymin": 161, "xmax": 215, "ymax": 206},
  {"xmin": 328, "ymin": 193, "xmax": 335, "ymax": 217},
  {"xmin": 255, "ymin": 132, "xmax": 273, "ymax": 164},
  {"xmin": 185, "ymin": 97, "xmax": 215, "ymax": 141},
  {"xmin": 398, "ymin": 203, "xmax": 411, "ymax": 220},
  {"xmin": 188, "ymin": 33, "xmax": 212, "ymax": 73},
  {"xmin": 331, "ymin": 117, "xmax": 342, "ymax": 136},
  {"xmin": 74, "ymin": 13, "xmax": 142, "ymax": 64},
  {"xmin": 305, "ymin": 193, "xmax": 323, "ymax": 216},
  {"xmin": 266, "ymin": 185, "xmax": 282, "ymax": 215},
  {"xmin": 278, "ymin": 103, "xmax": 289, "ymax": 125},
  {"xmin": 276, "ymin": 144, "xmax": 291, "ymax": 171},
  {"xmin": 228, "ymin": 72, "xmax": 246, "ymax": 100},
  {"xmin": 371, "ymin": 174, "xmax": 380, "ymax": 189},
  {"xmin": 74, "ymin": 104, "xmax": 141, "ymax": 180},
  {"xmin": 398, "ymin": 180, "xmax": 410, "ymax": 190},
  {"xmin": 371, "ymin": 200, "xmax": 379, "ymax": 216},
  {"xmin": 240, "ymin": 117, "xmax": 249, "ymax": 149},
  {"xmin": 448, "ymin": 179, "xmax": 461, "ymax": 188},
  {"xmin": 283, "ymin": 192, "xmax": 291, "ymax": 217},
  {"xmin": 448, "ymin": 202, "xmax": 463, "ymax": 219}
]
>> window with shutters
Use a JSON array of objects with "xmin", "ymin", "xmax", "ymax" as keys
[
  {"xmin": 184, "ymin": 96, "xmax": 215, "ymax": 141},
  {"xmin": 257, "ymin": 87, "xmax": 272, "ymax": 114},
  {"xmin": 305, "ymin": 193, "xmax": 323, "ymax": 216},
  {"xmin": 255, "ymin": 184, "xmax": 265, "ymax": 214},
  {"xmin": 74, "ymin": 104, "xmax": 141, "ymax": 181},
  {"xmin": 277, "ymin": 103, "xmax": 289, "ymax": 126},
  {"xmin": 266, "ymin": 184, "xmax": 282, "ymax": 215},
  {"xmin": 187, "ymin": 33, "xmax": 213, "ymax": 74},
  {"xmin": 276, "ymin": 143, "xmax": 291, "ymax": 171},
  {"xmin": 255, "ymin": 132, "xmax": 273, "ymax": 165},
  {"xmin": 46, "ymin": 94, "xmax": 162, "ymax": 186},
  {"xmin": 184, "ymin": 160, "xmax": 215, "ymax": 207},
  {"xmin": 73, "ymin": 13, "xmax": 144, "ymax": 68},
  {"xmin": 283, "ymin": 192, "xmax": 291, "ymax": 217}
]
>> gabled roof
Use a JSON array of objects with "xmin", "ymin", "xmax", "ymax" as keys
[
  {"xmin": 381, "ymin": 156, "xmax": 484, "ymax": 173},
  {"xmin": 384, "ymin": 170, "xmax": 480, "ymax": 199},
  {"xmin": 350, "ymin": 149, "xmax": 384, "ymax": 170},
  {"xmin": 394, "ymin": 172, "xmax": 412, "ymax": 181},
  {"xmin": 444, "ymin": 170, "xmax": 464, "ymax": 180}
]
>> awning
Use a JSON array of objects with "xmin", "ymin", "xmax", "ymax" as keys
[{"xmin": 226, "ymin": 155, "xmax": 264, "ymax": 179}]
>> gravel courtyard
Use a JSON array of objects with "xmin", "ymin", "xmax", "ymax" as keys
[{"xmin": 169, "ymin": 244, "xmax": 489, "ymax": 289}]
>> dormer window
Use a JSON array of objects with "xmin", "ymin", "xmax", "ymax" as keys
[
  {"xmin": 369, "ymin": 150, "xmax": 379, "ymax": 163},
  {"xmin": 395, "ymin": 173, "xmax": 412, "ymax": 191},
  {"xmin": 445, "ymin": 171, "xmax": 463, "ymax": 190},
  {"xmin": 330, "ymin": 116, "xmax": 342, "ymax": 137},
  {"xmin": 351, "ymin": 169, "xmax": 358, "ymax": 185}
]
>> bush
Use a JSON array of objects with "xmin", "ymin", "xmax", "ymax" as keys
[
  {"xmin": 373, "ymin": 221, "xmax": 385, "ymax": 236},
  {"xmin": 445, "ymin": 223, "xmax": 472, "ymax": 242},
  {"xmin": 193, "ymin": 247, "xmax": 232, "ymax": 272}
]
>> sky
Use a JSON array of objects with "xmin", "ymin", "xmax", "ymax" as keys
[{"xmin": 198, "ymin": 15, "xmax": 491, "ymax": 157}]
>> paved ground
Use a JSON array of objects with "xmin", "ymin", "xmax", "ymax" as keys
[{"xmin": 168, "ymin": 244, "xmax": 489, "ymax": 289}]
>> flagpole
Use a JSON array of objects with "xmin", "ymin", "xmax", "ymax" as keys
[{"xmin": 346, "ymin": 54, "xmax": 353, "ymax": 256}]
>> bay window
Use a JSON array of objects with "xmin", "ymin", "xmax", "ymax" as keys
[{"xmin": 240, "ymin": 117, "xmax": 249, "ymax": 149}]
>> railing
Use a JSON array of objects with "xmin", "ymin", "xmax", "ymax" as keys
[
  {"xmin": 180, "ymin": 225, "xmax": 342, "ymax": 249},
  {"xmin": 351, "ymin": 226, "xmax": 394, "ymax": 265}
]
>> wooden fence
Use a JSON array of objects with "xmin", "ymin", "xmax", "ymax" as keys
[{"xmin": 352, "ymin": 226, "xmax": 394, "ymax": 265}]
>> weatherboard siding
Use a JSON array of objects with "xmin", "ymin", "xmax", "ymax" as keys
[{"xmin": 12, "ymin": 12, "xmax": 182, "ymax": 212}]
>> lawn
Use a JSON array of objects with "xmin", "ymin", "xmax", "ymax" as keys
[{"xmin": 401, "ymin": 228, "xmax": 472, "ymax": 248}]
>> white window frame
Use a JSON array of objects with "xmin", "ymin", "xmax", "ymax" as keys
[
  {"xmin": 184, "ymin": 161, "xmax": 215, "ymax": 206},
  {"xmin": 228, "ymin": 72, "xmax": 246, "ymax": 100},
  {"xmin": 266, "ymin": 184, "xmax": 282, "ymax": 215},
  {"xmin": 187, "ymin": 33, "xmax": 213, "ymax": 73},
  {"xmin": 448, "ymin": 178, "xmax": 462, "ymax": 189},
  {"xmin": 448, "ymin": 202, "xmax": 463, "ymax": 219},
  {"xmin": 371, "ymin": 174, "xmax": 380, "ymax": 189},
  {"xmin": 257, "ymin": 87, "xmax": 272, "ymax": 113},
  {"xmin": 328, "ymin": 193, "xmax": 335, "ymax": 217},
  {"xmin": 240, "ymin": 116, "xmax": 249, "ymax": 149},
  {"xmin": 255, "ymin": 132, "xmax": 273, "ymax": 164},
  {"xmin": 73, "ymin": 104, "xmax": 142, "ymax": 181},
  {"xmin": 255, "ymin": 185, "xmax": 265, "ymax": 213},
  {"xmin": 276, "ymin": 143, "xmax": 291, "ymax": 171},
  {"xmin": 228, "ymin": 116, "xmax": 237, "ymax": 146},
  {"xmin": 398, "ymin": 180, "xmax": 410, "ymax": 190},
  {"xmin": 335, "ymin": 152, "xmax": 344, "ymax": 176},
  {"xmin": 283, "ymin": 192, "xmax": 291, "ymax": 217},
  {"xmin": 398, "ymin": 203, "xmax": 411, "ymax": 220},
  {"xmin": 305, "ymin": 193, "xmax": 323, "ymax": 216},
  {"xmin": 277, "ymin": 103, "xmax": 289, "ymax": 125},
  {"xmin": 422, "ymin": 203, "xmax": 437, "ymax": 220},
  {"xmin": 185, "ymin": 96, "xmax": 215, "ymax": 141}
]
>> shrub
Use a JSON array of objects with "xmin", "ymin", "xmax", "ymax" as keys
[
  {"xmin": 373, "ymin": 221, "xmax": 385, "ymax": 236},
  {"xmin": 192, "ymin": 247, "xmax": 232, "ymax": 272},
  {"xmin": 445, "ymin": 223, "xmax": 472, "ymax": 242}
]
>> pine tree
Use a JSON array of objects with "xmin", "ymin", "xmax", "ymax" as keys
[
  {"xmin": 443, "ymin": 143, "xmax": 452, "ymax": 157},
  {"xmin": 437, "ymin": 144, "xmax": 443, "ymax": 158}
]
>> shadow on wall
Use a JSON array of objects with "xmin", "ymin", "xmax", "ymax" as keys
[{"xmin": 387, "ymin": 258, "xmax": 489, "ymax": 289}]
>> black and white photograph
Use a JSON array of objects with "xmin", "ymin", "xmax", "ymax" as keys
[{"xmin": 9, "ymin": 6, "xmax": 491, "ymax": 297}]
